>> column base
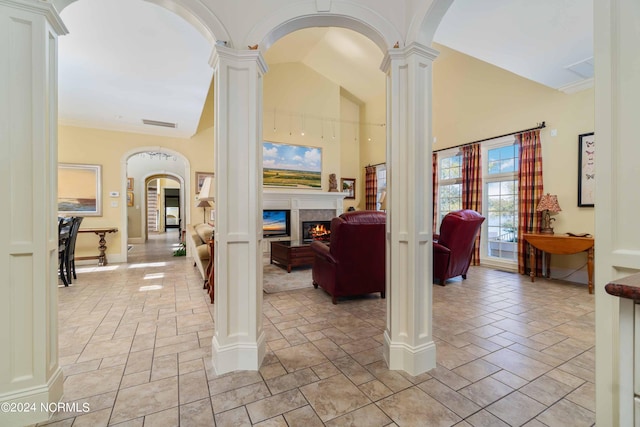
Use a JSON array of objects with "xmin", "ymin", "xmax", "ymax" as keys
[
  {"xmin": 0, "ymin": 367, "xmax": 64, "ymax": 427},
  {"xmin": 383, "ymin": 331, "xmax": 436, "ymax": 376},
  {"xmin": 211, "ymin": 332, "xmax": 266, "ymax": 374}
]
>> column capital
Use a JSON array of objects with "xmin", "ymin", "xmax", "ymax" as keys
[
  {"xmin": 209, "ymin": 45, "xmax": 269, "ymax": 75},
  {"xmin": 0, "ymin": 0, "xmax": 68, "ymax": 35},
  {"xmin": 380, "ymin": 41, "xmax": 439, "ymax": 73}
]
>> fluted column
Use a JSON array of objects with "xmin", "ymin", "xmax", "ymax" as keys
[
  {"xmin": 210, "ymin": 46, "xmax": 266, "ymax": 373},
  {"xmin": 0, "ymin": 1, "xmax": 68, "ymax": 426},
  {"xmin": 381, "ymin": 43, "xmax": 438, "ymax": 375}
]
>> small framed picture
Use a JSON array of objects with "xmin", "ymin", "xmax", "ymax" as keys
[
  {"xmin": 196, "ymin": 171, "xmax": 214, "ymax": 195},
  {"xmin": 127, "ymin": 177, "xmax": 134, "ymax": 191},
  {"xmin": 127, "ymin": 191, "xmax": 134, "ymax": 207},
  {"xmin": 341, "ymin": 178, "xmax": 356, "ymax": 199},
  {"xmin": 578, "ymin": 132, "xmax": 595, "ymax": 207}
]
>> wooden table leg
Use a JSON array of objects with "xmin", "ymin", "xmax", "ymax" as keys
[
  {"xmin": 545, "ymin": 252, "xmax": 551, "ymax": 278},
  {"xmin": 97, "ymin": 232, "xmax": 108, "ymax": 266},
  {"xmin": 529, "ymin": 243, "xmax": 535, "ymax": 282},
  {"xmin": 587, "ymin": 247, "xmax": 594, "ymax": 294}
]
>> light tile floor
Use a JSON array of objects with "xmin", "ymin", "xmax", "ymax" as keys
[{"xmin": 40, "ymin": 231, "xmax": 595, "ymax": 426}]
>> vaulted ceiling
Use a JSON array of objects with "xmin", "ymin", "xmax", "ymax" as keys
[{"xmin": 58, "ymin": 0, "xmax": 593, "ymax": 138}]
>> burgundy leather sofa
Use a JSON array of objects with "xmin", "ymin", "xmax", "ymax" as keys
[
  {"xmin": 433, "ymin": 209, "xmax": 485, "ymax": 285},
  {"xmin": 311, "ymin": 211, "xmax": 386, "ymax": 304}
]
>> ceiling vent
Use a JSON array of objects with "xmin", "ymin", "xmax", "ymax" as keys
[
  {"xmin": 142, "ymin": 119, "xmax": 177, "ymax": 128},
  {"xmin": 565, "ymin": 57, "xmax": 594, "ymax": 79}
]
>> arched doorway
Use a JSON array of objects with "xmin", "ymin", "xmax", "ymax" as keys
[{"xmin": 122, "ymin": 148, "xmax": 191, "ymax": 261}]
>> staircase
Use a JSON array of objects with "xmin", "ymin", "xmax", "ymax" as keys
[{"xmin": 147, "ymin": 186, "xmax": 158, "ymax": 232}]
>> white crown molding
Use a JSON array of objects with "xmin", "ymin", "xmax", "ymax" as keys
[
  {"xmin": 1, "ymin": 0, "xmax": 68, "ymax": 35},
  {"xmin": 380, "ymin": 41, "xmax": 439, "ymax": 73},
  {"xmin": 558, "ymin": 77, "xmax": 594, "ymax": 94},
  {"xmin": 209, "ymin": 45, "xmax": 268, "ymax": 75}
]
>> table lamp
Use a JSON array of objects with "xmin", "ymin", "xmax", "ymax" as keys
[
  {"xmin": 379, "ymin": 190, "xmax": 387, "ymax": 212},
  {"xmin": 536, "ymin": 193, "xmax": 561, "ymax": 234},
  {"xmin": 197, "ymin": 200, "xmax": 211, "ymax": 223}
]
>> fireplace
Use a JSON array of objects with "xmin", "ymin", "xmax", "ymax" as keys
[{"xmin": 301, "ymin": 220, "xmax": 331, "ymax": 243}]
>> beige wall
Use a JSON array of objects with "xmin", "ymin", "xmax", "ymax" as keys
[
  {"xmin": 60, "ymin": 45, "xmax": 594, "ymax": 276},
  {"xmin": 358, "ymin": 92, "xmax": 387, "ymax": 209},
  {"xmin": 340, "ymin": 92, "xmax": 360, "ymax": 211},
  {"xmin": 263, "ymin": 62, "xmax": 342, "ymax": 192},
  {"xmin": 432, "ymin": 43, "xmax": 595, "ymax": 277},
  {"xmin": 59, "ymin": 125, "xmax": 214, "ymax": 260}
]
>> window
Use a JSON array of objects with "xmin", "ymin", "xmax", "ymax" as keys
[
  {"xmin": 436, "ymin": 137, "xmax": 520, "ymax": 267},
  {"xmin": 437, "ymin": 150, "xmax": 462, "ymax": 225},
  {"xmin": 484, "ymin": 138, "xmax": 519, "ymax": 263}
]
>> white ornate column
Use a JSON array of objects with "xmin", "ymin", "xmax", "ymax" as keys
[
  {"xmin": 381, "ymin": 43, "xmax": 438, "ymax": 375},
  {"xmin": 210, "ymin": 46, "xmax": 266, "ymax": 373},
  {"xmin": 0, "ymin": 1, "xmax": 68, "ymax": 426}
]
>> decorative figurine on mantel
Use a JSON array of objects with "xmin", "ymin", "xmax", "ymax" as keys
[{"xmin": 329, "ymin": 173, "xmax": 339, "ymax": 192}]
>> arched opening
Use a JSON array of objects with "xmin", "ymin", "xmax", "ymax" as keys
[
  {"xmin": 123, "ymin": 148, "xmax": 191, "ymax": 262},
  {"xmin": 260, "ymin": 26, "xmax": 387, "ymax": 295}
]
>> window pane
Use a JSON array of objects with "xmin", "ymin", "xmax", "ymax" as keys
[
  {"xmin": 485, "ymin": 177, "xmax": 519, "ymax": 261},
  {"xmin": 488, "ymin": 145, "xmax": 519, "ymax": 175}
]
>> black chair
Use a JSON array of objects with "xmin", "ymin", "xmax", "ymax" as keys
[
  {"xmin": 58, "ymin": 217, "xmax": 72, "ymax": 286},
  {"xmin": 64, "ymin": 217, "xmax": 83, "ymax": 284}
]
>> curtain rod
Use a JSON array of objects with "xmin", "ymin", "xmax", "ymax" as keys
[
  {"xmin": 433, "ymin": 121, "xmax": 546, "ymax": 153},
  {"xmin": 365, "ymin": 162, "xmax": 386, "ymax": 168}
]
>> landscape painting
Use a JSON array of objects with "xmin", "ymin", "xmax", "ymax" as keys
[
  {"xmin": 58, "ymin": 163, "xmax": 102, "ymax": 216},
  {"xmin": 263, "ymin": 141, "xmax": 322, "ymax": 189}
]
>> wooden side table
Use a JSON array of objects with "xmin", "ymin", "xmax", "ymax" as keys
[
  {"xmin": 523, "ymin": 233, "xmax": 594, "ymax": 294},
  {"xmin": 77, "ymin": 227, "xmax": 118, "ymax": 266}
]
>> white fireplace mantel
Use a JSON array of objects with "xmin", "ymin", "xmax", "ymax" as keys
[{"xmin": 263, "ymin": 188, "xmax": 346, "ymax": 243}]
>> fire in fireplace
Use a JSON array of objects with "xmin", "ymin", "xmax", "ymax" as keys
[{"xmin": 301, "ymin": 221, "xmax": 331, "ymax": 243}]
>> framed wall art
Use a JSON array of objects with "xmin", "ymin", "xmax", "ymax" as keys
[
  {"xmin": 195, "ymin": 171, "xmax": 214, "ymax": 195},
  {"xmin": 263, "ymin": 141, "xmax": 322, "ymax": 189},
  {"xmin": 578, "ymin": 132, "xmax": 595, "ymax": 207},
  {"xmin": 341, "ymin": 178, "xmax": 356, "ymax": 199},
  {"xmin": 127, "ymin": 177, "xmax": 134, "ymax": 191},
  {"xmin": 127, "ymin": 191, "xmax": 134, "ymax": 207},
  {"xmin": 58, "ymin": 163, "xmax": 102, "ymax": 216}
]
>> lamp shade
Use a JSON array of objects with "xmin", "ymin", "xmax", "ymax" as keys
[
  {"xmin": 197, "ymin": 200, "xmax": 211, "ymax": 208},
  {"xmin": 198, "ymin": 177, "xmax": 215, "ymax": 202},
  {"xmin": 379, "ymin": 190, "xmax": 387, "ymax": 211},
  {"xmin": 536, "ymin": 193, "xmax": 561, "ymax": 213}
]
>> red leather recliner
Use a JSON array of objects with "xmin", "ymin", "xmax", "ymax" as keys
[
  {"xmin": 311, "ymin": 211, "xmax": 386, "ymax": 304},
  {"xmin": 433, "ymin": 209, "xmax": 485, "ymax": 285}
]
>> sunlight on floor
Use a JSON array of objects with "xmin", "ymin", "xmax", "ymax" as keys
[
  {"xmin": 75, "ymin": 265, "xmax": 120, "ymax": 273},
  {"xmin": 143, "ymin": 273, "xmax": 165, "ymax": 280},
  {"xmin": 138, "ymin": 284, "xmax": 163, "ymax": 291},
  {"xmin": 128, "ymin": 262, "xmax": 167, "ymax": 269}
]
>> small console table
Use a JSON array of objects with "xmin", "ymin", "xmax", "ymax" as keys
[
  {"xmin": 77, "ymin": 227, "xmax": 118, "ymax": 266},
  {"xmin": 523, "ymin": 233, "xmax": 594, "ymax": 294},
  {"xmin": 270, "ymin": 241, "xmax": 315, "ymax": 273}
]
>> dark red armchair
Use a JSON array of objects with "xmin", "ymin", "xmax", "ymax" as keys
[
  {"xmin": 433, "ymin": 209, "xmax": 485, "ymax": 285},
  {"xmin": 311, "ymin": 211, "xmax": 386, "ymax": 304}
]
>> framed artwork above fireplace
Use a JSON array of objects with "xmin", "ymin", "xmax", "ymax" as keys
[{"xmin": 263, "ymin": 141, "xmax": 322, "ymax": 189}]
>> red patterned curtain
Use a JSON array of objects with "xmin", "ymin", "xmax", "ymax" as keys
[
  {"xmin": 517, "ymin": 130, "xmax": 544, "ymax": 275},
  {"xmin": 462, "ymin": 144, "xmax": 482, "ymax": 265},
  {"xmin": 432, "ymin": 152, "xmax": 438, "ymax": 233},
  {"xmin": 365, "ymin": 166, "xmax": 377, "ymax": 210}
]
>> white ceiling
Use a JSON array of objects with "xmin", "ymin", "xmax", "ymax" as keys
[
  {"xmin": 58, "ymin": 0, "xmax": 213, "ymax": 138},
  {"xmin": 57, "ymin": 0, "xmax": 593, "ymax": 138},
  {"xmin": 434, "ymin": 0, "xmax": 594, "ymax": 92}
]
